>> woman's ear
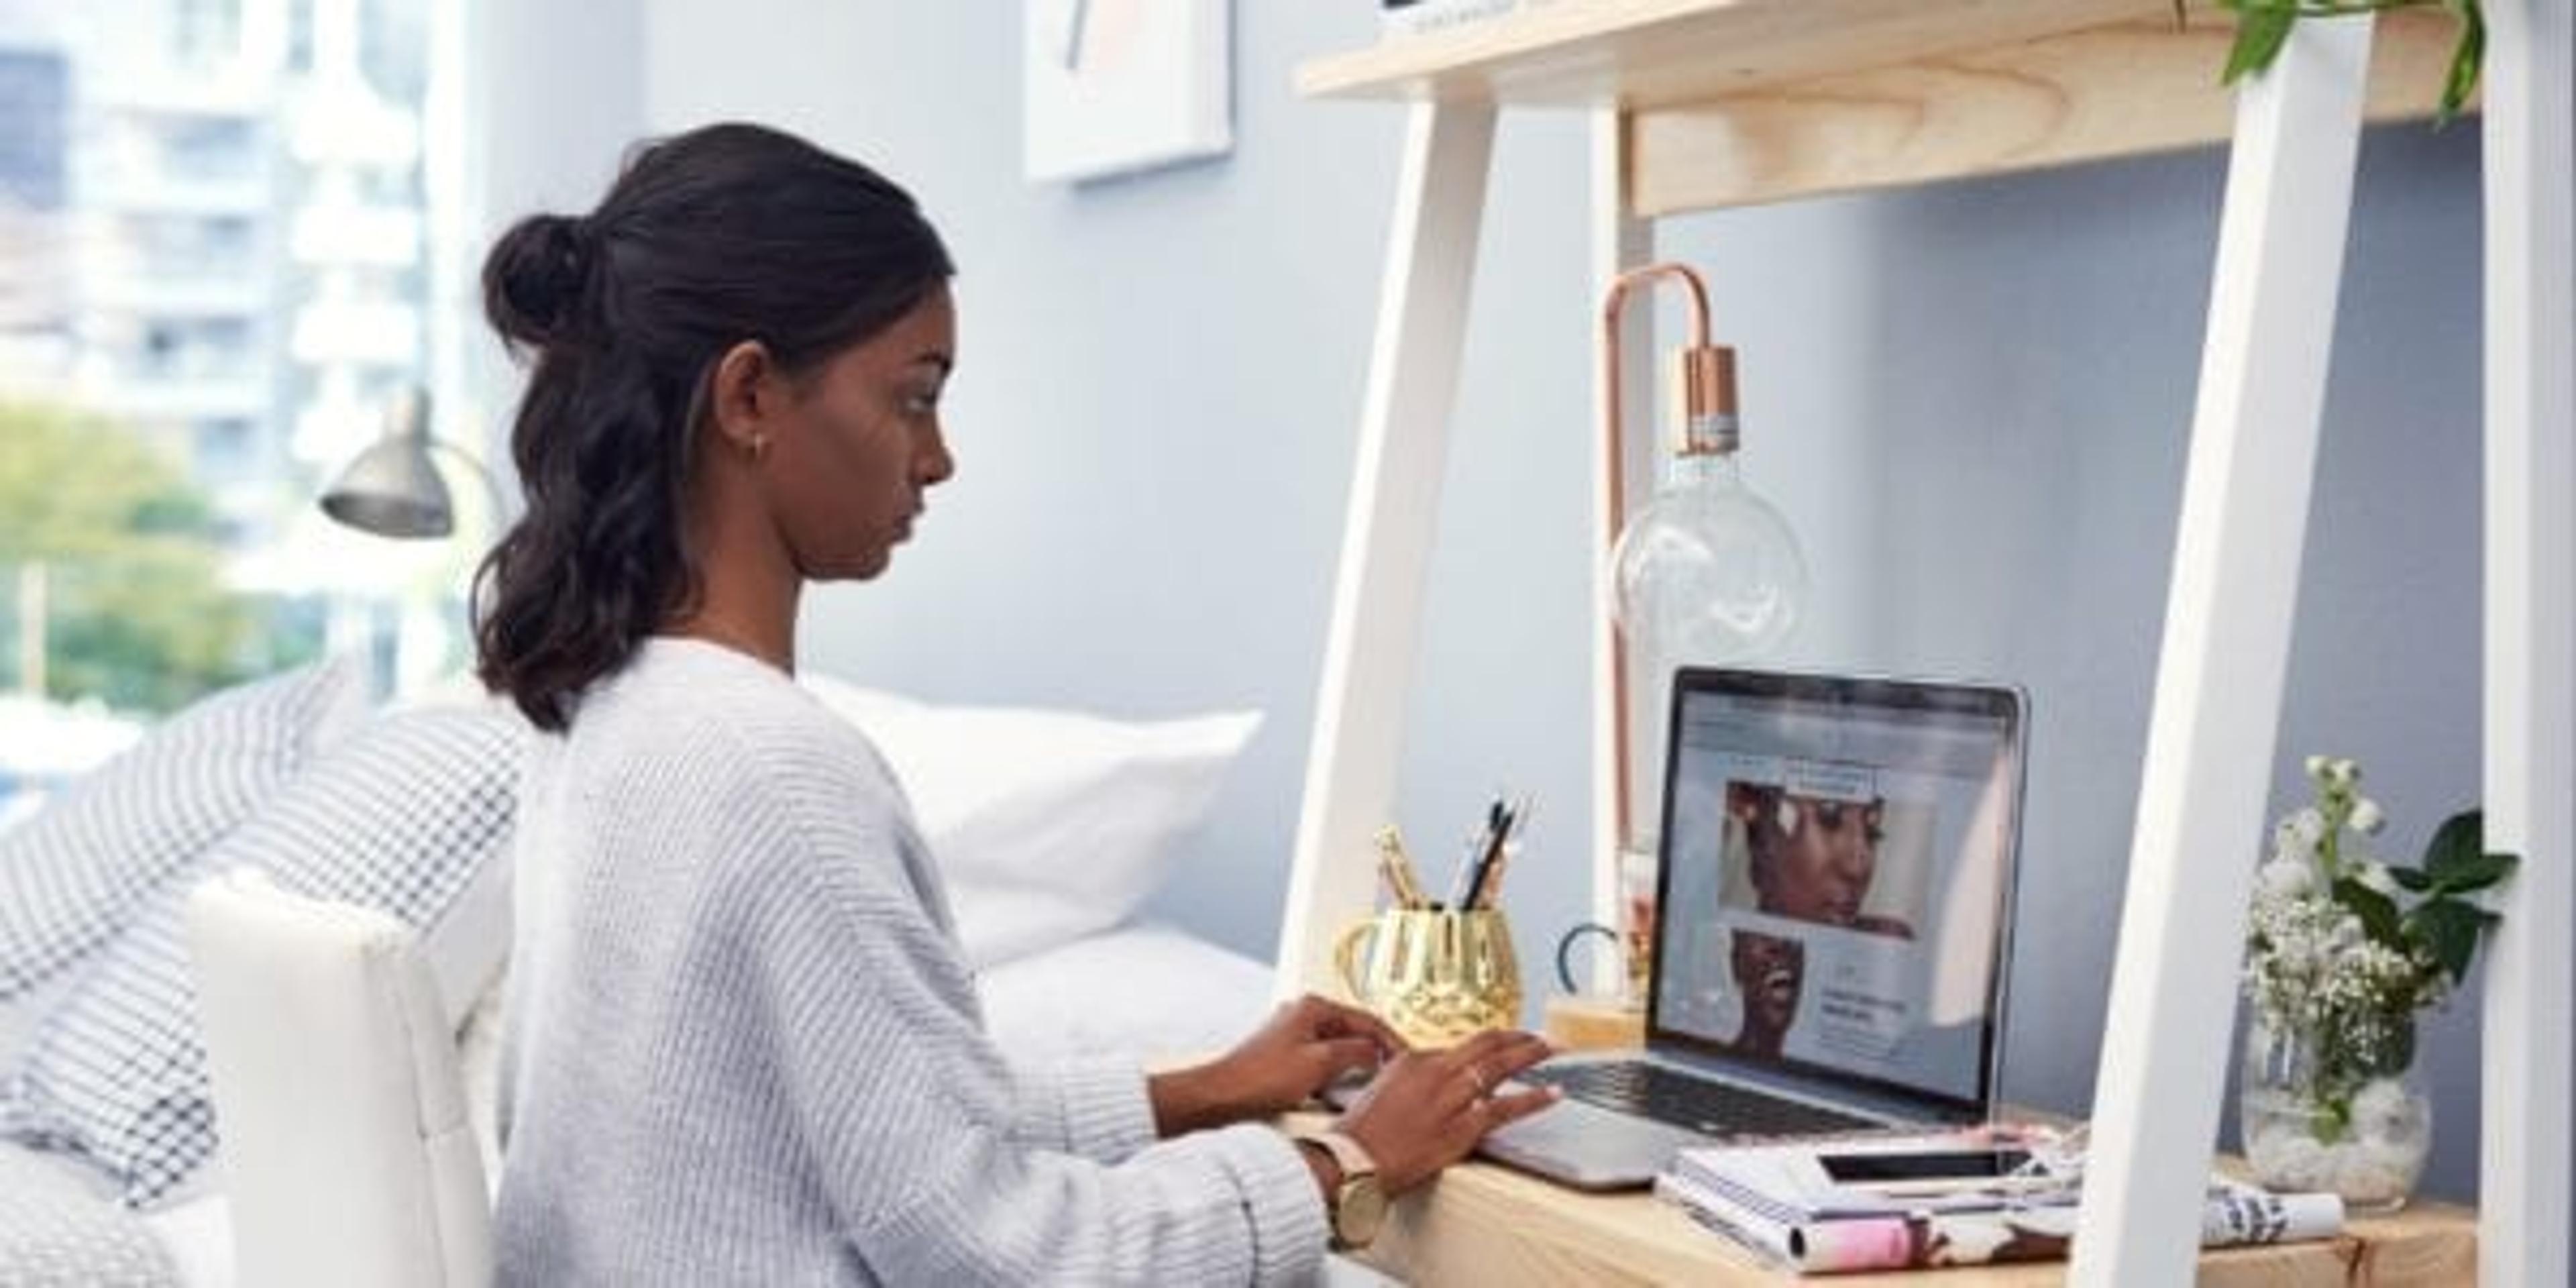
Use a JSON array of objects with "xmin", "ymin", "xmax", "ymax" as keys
[{"xmin": 706, "ymin": 339, "xmax": 781, "ymax": 458}]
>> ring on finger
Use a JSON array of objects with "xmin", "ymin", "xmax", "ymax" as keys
[{"xmin": 1465, "ymin": 1065, "xmax": 1489, "ymax": 1097}]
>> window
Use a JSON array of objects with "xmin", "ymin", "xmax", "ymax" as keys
[
  {"xmin": 172, "ymin": 0, "xmax": 244, "ymax": 69},
  {"xmin": 0, "ymin": 0, "xmax": 466, "ymax": 818}
]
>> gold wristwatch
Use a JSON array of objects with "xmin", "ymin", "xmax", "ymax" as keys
[{"xmin": 1291, "ymin": 1127, "xmax": 1387, "ymax": 1251}]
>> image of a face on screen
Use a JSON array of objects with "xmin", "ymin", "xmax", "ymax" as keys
[
  {"xmin": 1721, "ymin": 775, "xmax": 1930, "ymax": 939},
  {"xmin": 1652, "ymin": 681, "xmax": 2017, "ymax": 1106}
]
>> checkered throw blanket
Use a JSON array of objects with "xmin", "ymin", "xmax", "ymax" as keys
[{"xmin": 0, "ymin": 1144, "xmax": 178, "ymax": 1287}]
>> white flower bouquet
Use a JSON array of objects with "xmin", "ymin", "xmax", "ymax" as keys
[{"xmin": 2239, "ymin": 755, "xmax": 2517, "ymax": 1206}]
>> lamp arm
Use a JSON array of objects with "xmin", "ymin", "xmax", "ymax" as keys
[
  {"xmin": 1601, "ymin": 262, "xmax": 1713, "ymax": 350},
  {"xmin": 1599, "ymin": 262, "xmax": 1718, "ymax": 851}
]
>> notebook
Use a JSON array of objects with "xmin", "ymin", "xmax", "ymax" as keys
[{"xmin": 1485, "ymin": 667, "xmax": 2029, "ymax": 1191}]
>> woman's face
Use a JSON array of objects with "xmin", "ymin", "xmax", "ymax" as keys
[
  {"xmin": 1730, "ymin": 930, "xmax": 1803, "ymax": 1046},
  {"xmin": 1757, "ymin": 795, "xmax": 1882, "ymax": 926},
  {"xmin": 765, "ymin": 284, "xmax": 957, "ymax": 581}
]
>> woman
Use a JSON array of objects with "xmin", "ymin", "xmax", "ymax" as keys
[{"xmin": 474, "ymin": 122, "xmax": 1557, "ymax": 1285}]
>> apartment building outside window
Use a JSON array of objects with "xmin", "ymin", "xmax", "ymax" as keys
[{"xmin": 0, "ymin": 0, "xmax": 469, "ymax": 826}]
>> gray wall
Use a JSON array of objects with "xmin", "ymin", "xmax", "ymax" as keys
[
  {"xmin": 619, "ymin": 1, "xmax": 2530, "ymax": 1203},
  {"xmin": 458, "ymin": 0, "xmax": 648, "ymax": 501}
]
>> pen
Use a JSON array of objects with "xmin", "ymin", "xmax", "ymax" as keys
[
  {"xmin": 1450, "ymin": 804, "xmax": 1497, "ymax": 909},
  {"xmin": 1458, "ymin": 794, "xmax": 1517, "ymax": 909},
  {"xmin": 1471, "ymin": 796, "xmax": 1532, "ymax": 908}
]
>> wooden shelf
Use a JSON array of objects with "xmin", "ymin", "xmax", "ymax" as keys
[{"xmin": 1299, "ymin": 0, "xmax": 2465, "ymax": 213}]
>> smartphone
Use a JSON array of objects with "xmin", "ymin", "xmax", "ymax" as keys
[{"xmin": 1817, "ymin": 1148, "xmax": 2033, "ymax": 1185}]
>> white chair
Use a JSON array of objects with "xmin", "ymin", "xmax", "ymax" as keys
[{"xmin": 186, "ymin": 868, "xmax": 493, "ymax": 1288}]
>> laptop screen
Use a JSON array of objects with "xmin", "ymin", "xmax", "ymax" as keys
[{"xmin": 1646, "ymin": 669, "xmax": 2025, "ymax": 1116}]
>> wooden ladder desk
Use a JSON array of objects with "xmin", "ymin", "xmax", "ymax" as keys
[
  {"xmin": 1282, "ymin": 1107, "xmax": 2477, "ymax": 1285},
  {"xmin": 1272, "ymin": 3, "xmax": 2571, "ymax": 1283}
]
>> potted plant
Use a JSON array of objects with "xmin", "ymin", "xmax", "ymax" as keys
[{"xmin": 2238, "ymin": 755, "xmax": 2518, "ymax": 1210}]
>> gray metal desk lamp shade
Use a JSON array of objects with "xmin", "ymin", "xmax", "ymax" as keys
[{"xmin": 319, "ymin": 386, "xmax": 470, "ymax": 539}]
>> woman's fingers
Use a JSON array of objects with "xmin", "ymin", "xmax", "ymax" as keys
[
  {"xmin": 1366, "ymin": 1028, "xmax": 1556, "ymax": 1117},
  {"xmin": 1444, "ymin": 1062, "xmax": 1487, "ymax": 1110},
  {"xmin": 1469, "ymin": 1086, "xmax": 1559, "ymax": 1136},
  {"xmin": 1335, "ymin": 1033, "xmax": 1566, "ymax": 1193},
  {"xmin": 1333, "ymin": 1004, "xmax": 1408, "ymax": 1056},
  {"xmin": 1291, "ymin": 994, "xmax": 1408, "ymax": 1057},
  {"xmin": 1433, "ymin": 1083, "xmax": 1559, "ymax": 1158},
  {"xmin": 1311, "ymin": 1036, "xmax": 1385, "ymax": 1085},
  {"xmin": 1485, "ymin": 1032, "xmax": 1556, "ymax": 1082},
  {"xmin": 1403, "ymin": 1029, "xmax": 1556, "ymax": 1116},
  {"xmin": 1438, "ymin": 1030, "xmax": 1517, "ymax": 1087},
  {"xmin": 1442, "ymin": 1029, "xmax": 1553, "ymax": 1092}
]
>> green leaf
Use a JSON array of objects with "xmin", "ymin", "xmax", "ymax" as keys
[
  {"xmin": 2437, "ymin": 1, "xmax": 2487, "ymax": 125},
  {"xmin": 2420, "ymin": 805, "xmax": 2517, "ymax": 894},
  {"xmin": 2387, "ymin": 865, "xmax": 2437, "ymax": 892},
  {"xmin": 2333, "ymin": 877, "xmax": 2404, "ymax": 945},
  {"xmin": 2226, "ymin": 8, "xmax": 2300, "ymax": 86},
  {"xmin": 2430, "ymin": 851, "xmax": 2517, "ymax": 896},
  {"xmin": 2410, "ymin": 898, "xmax": 2491, "ymax": 984},
  {"xmin": 2424, "ymin": 810, "xmax": 2500, "ymax": 876}
]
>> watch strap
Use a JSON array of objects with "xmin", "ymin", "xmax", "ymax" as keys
[{"xmin": 1293, "ymin": 1127, "xmax": 1379, "ymax": 1182}]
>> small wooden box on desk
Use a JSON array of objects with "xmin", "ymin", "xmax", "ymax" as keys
[{"xmin": 1285, "ymin": 1110, "xmax": 2477, "ymax": 1285}]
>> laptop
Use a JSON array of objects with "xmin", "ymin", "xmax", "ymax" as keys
[{"xmin": 1483, "ymin": 667, "xmax": 2029, "ymax": 1190}]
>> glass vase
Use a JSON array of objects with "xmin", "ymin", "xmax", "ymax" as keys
[{"xmin": 2239, "ymin": 1020, "xmax": 2431, "ymax": 1213}]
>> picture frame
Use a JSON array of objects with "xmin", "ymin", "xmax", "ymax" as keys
[{"xmin": 1022, "ymin": 0, "xmax": 1232, "ymax": 184}]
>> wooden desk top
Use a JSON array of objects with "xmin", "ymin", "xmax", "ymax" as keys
[{"xmin": 1287, "ymin": 1114, "xmax": 2477, "ymax": 1285}]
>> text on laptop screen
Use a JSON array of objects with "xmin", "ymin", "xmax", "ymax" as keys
[{"xmin": 1650, "ymin": 676, "xmax": 2019, "ymax": 1108}]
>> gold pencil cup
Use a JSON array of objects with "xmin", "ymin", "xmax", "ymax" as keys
[{"xmin": 1332, "ymin": 907, "xmax": 1523, "ymax": 1049}]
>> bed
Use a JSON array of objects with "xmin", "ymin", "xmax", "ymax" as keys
[{"xmin": 0, "ymin": 663, "xmax": 1285, "ymax": 1286}]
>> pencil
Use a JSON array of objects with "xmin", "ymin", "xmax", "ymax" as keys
[
  {"xmin": 1472, "ymin": 843, "xmax": 1513, "ymax": 909},
  {"xmin": 1375, "ymin": 826, "xmax": 1430, "ymax": 908}
]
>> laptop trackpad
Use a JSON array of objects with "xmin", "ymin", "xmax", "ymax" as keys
[{"xmin": 1476, "ymin": 1098, "xmax": 1703, "ymax": 1191}]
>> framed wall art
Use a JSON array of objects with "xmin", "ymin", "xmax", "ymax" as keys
[{"xmin": 1023, "ymin": 0, "xmax": 1232, "ymax": 183}]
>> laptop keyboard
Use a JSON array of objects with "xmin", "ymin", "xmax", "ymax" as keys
[{"xmin": 1522, "ymin": 1060, "xmax": 1880, "ymax": 1139}]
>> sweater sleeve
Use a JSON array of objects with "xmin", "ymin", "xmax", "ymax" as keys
[
  {"xmin": 1006, "ymin": 1057, "xmax": 1161, "ymax": 1163},
  {"xmin": 744, "ymin": 777, "xmax": 1328, "ymax": 1285}
]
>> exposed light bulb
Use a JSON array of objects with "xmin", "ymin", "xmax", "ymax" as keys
[
  {"xmin": 1597, "ymin": 262, "xmax": 1809, "ymax": 856},
  {"xmin": 1611, "ymin": 439, "xmax": 1805, "ymax": 664}
]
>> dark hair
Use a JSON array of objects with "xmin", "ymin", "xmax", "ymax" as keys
[{"xmin": 472, "ymin": 122, "xmax": 953, "ymax": 731}]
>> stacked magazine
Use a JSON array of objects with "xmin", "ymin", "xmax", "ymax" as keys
[{"xmin": 1654, "ymin": 1132, "xmax": 2347, "ymax": 1275}]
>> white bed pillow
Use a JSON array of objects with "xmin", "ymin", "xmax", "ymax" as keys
[
  {"xmin": 0, "ymin": 706, "xmax": 525, "ymax": 1208},
  {"xmin": 801, "ymin": 676, "xmax": 1260, "ymax": 969},
  {"xmin": 0, "ymin": 659, "xmax": 366, "ymax": 1005}
]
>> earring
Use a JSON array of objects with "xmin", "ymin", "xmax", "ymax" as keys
[{"xmin": 747, "ymin": 433, "xmax": 769, "ymax": 462}]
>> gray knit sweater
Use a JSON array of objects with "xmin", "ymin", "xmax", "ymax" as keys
[{"xmin": 494, "ymin": 639, "xmax": 1325, "ymax": 1285}]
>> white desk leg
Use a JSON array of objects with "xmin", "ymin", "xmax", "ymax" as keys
[
  {"xmin": 1277, "ymin": 102, "xmax": 1498, "ymax": 998},
  {"xmin": 1591, "ymin": 107, "xmax": 1656, "ymax": 971},
  {"xmin": 2481, "ymin": 3, "xmax": 2575, "ymax": 1285},
  {"xmin": 2070, "ymin": 18, "xmax": 2374, "ymax": 1286}
]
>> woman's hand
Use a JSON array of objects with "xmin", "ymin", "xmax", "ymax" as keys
[
  {"xmin": 1149, "ymin": 995, "xmax": 1405, "ymax": 1136},
  {"xmin": 1334, "ymin": 1028, "xmax": 1559, "ymax": 1193}
]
